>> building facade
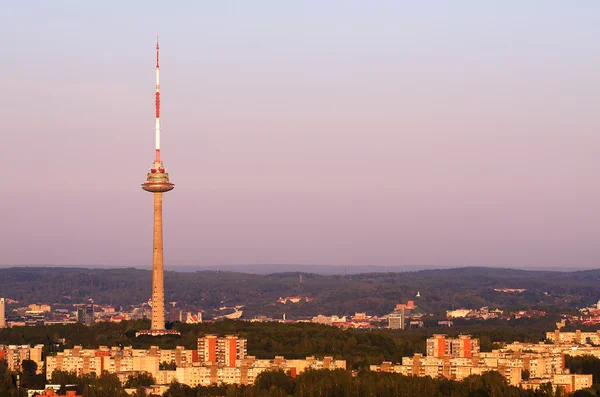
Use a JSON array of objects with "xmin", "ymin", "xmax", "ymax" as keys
[
  {"xmin": 197, "ymin": 335, "xmax": 247, "ymax": 366},
  {"xmin": 0, "ymin": 298, "xmax": 5, "ymax": 328},
  {"xmin": 388, "ymin": 310, "xmax": 405, "ymax": 330},
  {"xmin": 0, "ymin": 344, "xmax": 44, "ymax": 372},
  {"xmin": 371, "ymin": 333, "xmax": 598, "ymax": 392},
  {"xmin": 76, "ymin": 305, "xmax": 95, "ymax": 326},
  {"xmin": 426, "ymin": 334, "xmax": 480, "ymax": 358},
  {"xmin": 45, "ymin": 341, "xmax": 344, "ymax": 387}
]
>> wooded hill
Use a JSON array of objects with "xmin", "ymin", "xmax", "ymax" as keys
[{"xmin": 1, "ymin": 267, "xmax": 599, "ymax": 318}]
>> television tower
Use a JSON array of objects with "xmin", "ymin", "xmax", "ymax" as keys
[{"xmin": 138, "ymin": 36, "xmax": 177, "ymax": 337}]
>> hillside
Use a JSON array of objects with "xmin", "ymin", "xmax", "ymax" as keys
[{"xmin": 1, "ymin": 267, "xmax": 599, "ymax": 318}]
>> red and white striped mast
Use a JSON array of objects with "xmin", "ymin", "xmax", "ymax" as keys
[{"xmin": 154, "ymin": 33, "xmax": 162, "ymax": 170}]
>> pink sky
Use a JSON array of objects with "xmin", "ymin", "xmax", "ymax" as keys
[{"xmin": 3, "ymin": 2, "xmax": 600, "ymax": 269}]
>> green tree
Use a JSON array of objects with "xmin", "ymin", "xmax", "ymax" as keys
[
  {"xmin": 160, "ymin": 361, "xmax": 177, "ymax": 371},
  {"xmin": 536, "ymin": 382, "xmax": 554, "ymax": 397},
  {"xmin": 125, "ymin": 372, "xmax": 155, "ymax": 388},
  {"xmin": 0, "ymin": 360, "xmax": 17, "ymax": 397},
  {"xmin": 254, "ymin": 370, "xmax": 295, "ymax": 395},
  {"xmin": 95, "ymin": 371, "xmax": 128, "ymax": 397},
  {"xmin": 572, "ymin": 389, "xmax": 596, "ymax": 397},
  {"xmin": 163, "ymin": 381, "xmax": 194, "ymax": 397}
]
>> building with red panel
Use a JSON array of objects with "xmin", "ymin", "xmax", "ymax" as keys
[
  {"xmin": 426, "ymin": 334, "xmax": 479, "ymax": 358},
  {"xmin": 197, "ymin": 335, "xmax": 247, "ymax": 366}
]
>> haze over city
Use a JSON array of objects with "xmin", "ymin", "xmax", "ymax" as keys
[{"xmin": 3, "ymin": 2, "xmax": 600, "ymax": 269}]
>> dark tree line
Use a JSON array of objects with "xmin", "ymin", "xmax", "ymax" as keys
[{"xmin": 51, "ymin": 369, "xmax": 570, "ymax": 397}]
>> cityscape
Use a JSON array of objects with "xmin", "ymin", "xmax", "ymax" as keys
[{"xmin": 3, "ymin": 3, "xmax": 600, "ymax": 397}]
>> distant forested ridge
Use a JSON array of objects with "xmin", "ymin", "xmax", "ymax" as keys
[{"xmin": 1, "ymin": 267, "xmax": 600, "ymax": 317}]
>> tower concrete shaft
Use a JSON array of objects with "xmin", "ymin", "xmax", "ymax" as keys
[
  {"xmin": 151, "ymin": 192, "xmax": 165, "ymax": 330},
  {"xmin": 137, "ymin": 36, "xmax": 177, "ymax": 337}
]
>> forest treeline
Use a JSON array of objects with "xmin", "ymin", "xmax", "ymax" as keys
[
  {"xmin": 19, "ymin": 368, "xmax": 600, "ymax": 397},
  {"xmin": 1, "ymin": 267, "xmax": 600, "ymax": 317}
]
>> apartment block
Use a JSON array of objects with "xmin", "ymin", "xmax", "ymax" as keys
[
  {"xmin": 546, "ymin": 330, "xmax": 600, "ymax": 345},
  {"xmin": 371, "ymin": 335, "xmax": 600, "ymax": 392},
  {"xmin": 45, "ymin": 341, "xmax": 344, "ymax": 388},
  {"xmin": 197, "ymin": 335, "xmax": 247, "ymax": 366},
  {"xmin": 426, "ymin": 334, "xmax": 479, "ymax": 358},
  {"xmin": 46, "ymin": 346, "xmax": 160, "ymax": 380},
  {"xmin": 521, "ymin": 374, "xmax": 593, "ymax": 393},
  {"xmin": 0, "ymin": 344, "xmax": 44, "ymax": 372}
]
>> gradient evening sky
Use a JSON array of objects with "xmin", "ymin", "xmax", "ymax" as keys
[{"xmin": 2, "ymin": 2, "xmax": 600, "ymax": 269}]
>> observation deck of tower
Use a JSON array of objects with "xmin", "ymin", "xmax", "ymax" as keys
[{"xmin": 137, "ymin": 36, "xmax": 179, "ymax": 337}]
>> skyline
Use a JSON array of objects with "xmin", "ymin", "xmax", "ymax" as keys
[{"xmin": 4, "ymin": 2, "xmax": 600, "ymax": 269}]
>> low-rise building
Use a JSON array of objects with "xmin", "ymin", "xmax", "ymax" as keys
[{"xmin": 546, "ymin": 329, "xmax": 600, "ymax": 345}]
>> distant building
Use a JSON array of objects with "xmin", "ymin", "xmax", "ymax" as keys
[
  {"xmin": 36, "ymin": 390, "xmax": 81, "ymax": 397},
  {"xmin": 446, "ymin": 309, "xmax": 471, "ymax": 318},
  {"xmin": 388, "ymin": 310, "xmax": 405, "ymax": 330},
  {"xmin": 395, "ymin": 301, "xmax": 415, "ymax": 311},
  {"xmin": 179, "ymin": 311, "xmax": 202, "ymax": 324},
  {"xmin": 311, "ymin": 315, "xmax": 346, "ymax": 325},
  {"xmin": 409, "ymin": 320, "xmax": 424, "ymax": 329},
  {"xmin": 250, "ymin": 315, "xmax": 275, "ymax": 322},
  {"xmin": 77, "ymin": 304, "xmax": 95, "ymax": 326},
  {"xmin": 129, "ymin": 307, "xmax": 147, "ymax": 320},
  {"xmin": 26, "ymin": 304, "xmax": 51, "ymax": 313},
  {"xmin": 0, "ymin": 298, "xmax": 5, "ymax": 328}
]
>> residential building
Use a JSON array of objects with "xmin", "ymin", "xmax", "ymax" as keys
[
  {"xmin": 546, "ymin": 330, "xmax": 600, "ymax": 345},
  {"xmin": 371, "ymin": 335, "xmax": 599, "ymax": 392},
  {"xmin": 197, "ymin": 335, "xmax": 247, "ymax": 366},
  {"xmin": 0, "ymin": 344, "xmax": 44, "ymax": 372},
  {"xmin": 426, "ymin": 335, "xmax": 479, "ymax": 358},
  {"xmin": 45, "ymin": 344, "xmax": 344, "ymax": 387}
]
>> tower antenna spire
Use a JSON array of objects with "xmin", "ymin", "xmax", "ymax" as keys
[
  {"xmin": 156, "ymin": 33, "xmax": 160, "ymax": 68},
  {"xmin": 155, "ymin": 33, "xmax": 161, "ymax": 165}
]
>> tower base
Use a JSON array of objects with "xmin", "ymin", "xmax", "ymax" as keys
[{"xmin": 136, "ymin": 329, "xmax": 181, "ymax": 337}]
